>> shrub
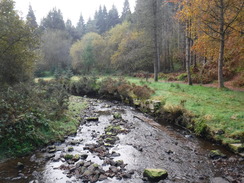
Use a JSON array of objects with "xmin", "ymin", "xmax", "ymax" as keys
[
  {"xmin": 69, "ymin": 76, "xmax": 98, "ymax": 96},
  {"xmin": 98, "ymin": 77, "xmax": 130, "ymax": 99},
  {"xmin": 0, "ymin": 80, "xmax": 69, "ymax": 156},
  {"xmin": 232, "ymin": 73, "xmax": 244, "ymax": 87},
  {"xmin": 132, "ymin": 84, "xmax": 155, "ymax": 100},
  {"xmin": 177, "ymin": 73, "xmax": 187, "ymax": 81}
]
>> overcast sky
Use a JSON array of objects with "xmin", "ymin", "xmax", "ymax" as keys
[{"xmin": 14, "ymin": 0, "xmax": 136, "ymax": 25}]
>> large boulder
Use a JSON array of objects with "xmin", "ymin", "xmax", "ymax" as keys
[{"xmin": 143, "ymin": 168, "xmax": 168, "ymax": 181}]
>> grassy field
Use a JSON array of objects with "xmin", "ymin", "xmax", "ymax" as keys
[{"xmin": 127, "ymin": 77, "xmax": 244, "ymax": 145}]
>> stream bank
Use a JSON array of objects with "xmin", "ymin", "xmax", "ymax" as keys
[{"xmin": 0, "ymin": 97, "xmax": 243, "ymax": 183}]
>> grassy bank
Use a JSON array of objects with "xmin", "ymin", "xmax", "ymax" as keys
[
  {"xmin": 0, "ymin": 94, "xmax": 86, "ymax": 160},
  {"xmin": 127, "ymin": 77, "xmax": 244, "ymax": 148}
]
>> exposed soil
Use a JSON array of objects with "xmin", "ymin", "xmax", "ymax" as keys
[{"xmin": 0, "ymin": 98, "xmax": 243, "ymax": 183}]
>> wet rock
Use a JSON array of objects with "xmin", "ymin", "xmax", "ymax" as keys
[
  {"xmin": 113, "ymin": 112, "xmax": 122, "ymax": 119},
  {"xmin": 70, "ymin": 140, "xmax": 81, "ymax": 145},
  {"xmin": 98, "ymin": 174, "xmax": 107, "ymax": 181},
  {"xmin": 115, "ymin": 160, "xmax": 124, "ymax": 167},
  {"xmin": 45, "ymin": 154, "xmax": 55, "ymax": 160},
  {"xmin": 143, "ymin": 168, "xmax": 168, "ymax": 181},
  {"xmin": 30, "ymin": 154, "xmax": 37, "ymax": 162},
  {"xmin": 48, "ymin": 148, "xmax": 56, "ymax": 153},
  {"xmin": 75, "ymin": 161, "xmax": 84, "ymax": 168},
  {"xmin": 80, "ymin": 154, "xmax": 88, "ymax": 160},
  {"xmin": 83, "ymin": 170, "xmax": 93, "ymax": 177},
  {"xmin": 104, "ymin": 136, "xmax": 118, "ymax": 144},
  {"xmin": 111, "ymin": 151, "xmax": 121, "ymax": 157},
  {"xmin": 210, "ymin": 177, "xmax": 229, "ymax": 183},
  {"xmin": 53, "ymin": 155, "xmax": 60, "ymax": 162},
  {"xmin": 122, "ymin": 172, "xmax": 132, "ymax": 178},
  {"xmin": 104, "ymin": 143, "xmax": 113, "ymax": 147},
  {"xmin": 228, "ymin": 143, "xmax": 244, "ymax": 153},
  {"xmin": 109, "ymin": 166, "xmax": 119, "ymax": 173},
  {"xmin": 67, "ymin": 147, "xmax": 74, "ymax": 152},
  {"xmin": 209, "ymin": 150, "xmax": 227, "ymax": 159},
  {"xmin": 72, "ymin": 154, "xmax": 80, "ymax": 162},
  {"xmin": 90, "ymin": 174, "xmax": 99, "ymax": 183},
  {"xmin": 85, "ymin": 117, "xmax": 99, "ymax": 121},
  {"xmin": 84, "ymin": 161, "xmax": 92, "ymax": 167},
  {"xmin": 17, "ymin": 162, "xmax": 24, "ymax": 170}
]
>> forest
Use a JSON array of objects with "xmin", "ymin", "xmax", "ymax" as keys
[{"xmin": 0, "ymin": 0, "xmax": 243, "ymax": 182}]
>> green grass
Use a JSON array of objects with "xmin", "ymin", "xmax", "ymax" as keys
[
  {"xmin": 40, "ymin": 96, "xmax": 87, "ymax": 141},
  {"xmin": 126, "ymin": 77, "xmax": 244, "ymax": 145}
]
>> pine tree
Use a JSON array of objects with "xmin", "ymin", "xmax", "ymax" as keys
[
  {"xmin": 65, "ymin": 19, "xmax": 76, "ymax": 41},
  {"xmin": 121, "ymin": 0, "xmax": 131, "ymax": 22},
  {"xmin": 135, "ymin": 0, "xmax": 161, "ymax": 81},
  {"xmin": 76, "ymin": 14, "xmax": 85, "ymax": 39},
  {"xmin": 26, "ymin": 5, "xmax": 38, "ymax": 28},
  {"xmin": 41, "ymin": 8, "xmax": 65, "ymax": 31},
  {"xmin": 85, "ymin": 18, "xmax": 97, "ymax": 34},
  {"xmin": 96, "ymin": 5, "xmax": 108, "ymax": 34},
  {"xmin": 107, "ymin": 5, "xmax": 120, "ymax": 30}
]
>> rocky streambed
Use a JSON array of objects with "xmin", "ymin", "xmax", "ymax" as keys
[{"xmin": 0, "ymin": 98, "xmax": 243, "ymax": 183}]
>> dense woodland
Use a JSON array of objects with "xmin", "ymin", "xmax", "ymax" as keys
[
  {"xmin": 1, "ymin": 0, "xmax": 243, "ymax": 87},
  {"xmin": 0, "ymin": 0, "xmax": 243, "ymax": 157}
]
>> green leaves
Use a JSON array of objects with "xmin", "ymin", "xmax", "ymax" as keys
[{"xmin": 0, "ymin": 0, "xmax": 39, "ymax": 85}]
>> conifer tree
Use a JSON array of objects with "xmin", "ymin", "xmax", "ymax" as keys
[
  {"xmin": 26, "ymin": 5, "xmax": 38, "ymax": 28},
  {"xmin": 121, "ymin": 0, "xmax": 131, "ymax": 22}
]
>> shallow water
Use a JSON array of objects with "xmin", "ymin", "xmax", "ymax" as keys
[{"xmin": 0, "ymin": 98, "xmax": 243, "ymax": 183}]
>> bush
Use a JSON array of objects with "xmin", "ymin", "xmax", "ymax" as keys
[
  {"xmin": 98, "ymin": 77, "xmax": 154, "ymax": 101},
  {"xmin": 0, "ymin": 80, "xmax": 69, "ymax": 156},
  {"xmin": 132, "ymin": 84, "xmax": 155, "ymax": 100},
  {"xmin": 177, "ymin": 73, "xmax": 187, "ymax": 81},
  {"xmin": 232, "ymin": 73, "xmax": 244, "ymax": 87},
  {"xmin": 69, "ymin": 76, "xmax": 98, "ymax": 96}
]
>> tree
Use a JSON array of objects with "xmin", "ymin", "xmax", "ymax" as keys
[
  {"xmin": 65, "ymin": 19, "xmax": 76, "ymax": 41},
  {"xmin": 41, "ymin": 8, "xmax": 65, "ymax": 31},
  {"xmin": 96, "ymin": 5, "xmax": 108, "ymax": 34},
  {"xmin": 121, "ymin": 0, "xmax": 132, "ymax": 22},
  {"xmin": 0, "ymin": 0, "xmax": 39, "ymax": 85},
  {"xmin": 38, "ymin": 30, "xmax": 72, "ymax": 72},
  {"xmin": 70, "ymin": 32, "xmax": 104, "ymax": 73},
  {"xmin": 111, "ymin": 30, "xmax": 153, "ymax": 73},
  {"xmin": 26, "ymin": 4, "xmax": 38, "ymax": 28},
  {"xmin": 135, "ymin": 0, "xmax": 161, "ymax": 81},
  {"xmin": 76, "ymin": 14, "xmax": 86, "ymax": 39},
  {"xmin": 107, "ymin": 5, "xmax": 120, "ymax": 30},
  {"xmin": 85, "ymin": 18, "xmax": 97, "ymax": 34},
  {"xmin": 178, "ymin": 0, "xmax": 244, "ymax": 88}
]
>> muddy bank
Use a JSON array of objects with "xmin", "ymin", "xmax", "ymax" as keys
[{"xmin": 0, "ymin": 98, "xmax": 243, "ymax": 183}]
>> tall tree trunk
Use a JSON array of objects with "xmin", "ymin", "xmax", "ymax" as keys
[
  {"xmin": 218, "ymin": 0, "xmax": 225, "ymax": 88},
  {"xmin": 153, "ymin": 0, "xmax": 158, "ymax": 82},
  {"xmin": 186, "ymin": 21, "xmax": 192, "ymax": 85}
]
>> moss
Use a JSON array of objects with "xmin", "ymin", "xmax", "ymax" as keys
[
  {"xmin": 64, "ymin": 154, "xmax": 73, "ymax": 160},
  {"xmin": 143, "ymin": 169, "xmax": 168, "ymax": 181},
  {"xmin": 113, "ymin": 112, "xmax": 122, "ymax": 119},
  {"xmin": 105, "ymin": 125, "xmax": 122, "ymax": 134}
]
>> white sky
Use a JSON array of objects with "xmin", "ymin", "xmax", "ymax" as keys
[{"xmin": 14, "ymin": 0, "xmax": 136, "ymax": 25}]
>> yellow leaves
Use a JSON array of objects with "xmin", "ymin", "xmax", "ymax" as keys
[{"xmin": 70, "ymin": 32, "xmax": 104, "ymax": 72}]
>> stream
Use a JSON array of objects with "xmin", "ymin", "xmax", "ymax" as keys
[{"xmin": 0, "ymin": 98, "xmax": 243, "ymax": 183}]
